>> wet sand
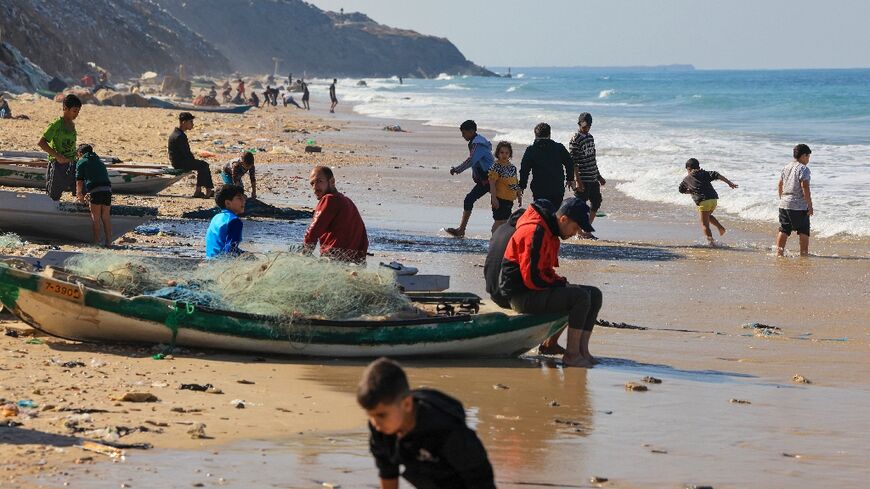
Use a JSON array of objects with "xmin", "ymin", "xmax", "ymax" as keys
[{"xmin": 1, "ymin": 94, "xmax": 869, "ymax": 488}]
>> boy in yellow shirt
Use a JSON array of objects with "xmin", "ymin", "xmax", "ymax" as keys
[{"xmin": 488, "ymin": 141, "xmax": 522, "ymax": 233}]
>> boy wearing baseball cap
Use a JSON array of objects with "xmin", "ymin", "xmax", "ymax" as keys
[{"xmin": 492, "ymin": 197, "xmax": 603, "ymax": 367}]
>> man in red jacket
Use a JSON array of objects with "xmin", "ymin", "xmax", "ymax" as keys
[
  {"xmin": 303, "ymin": 166, "xmax": 369, "ymax": 263},
  {"xmin": 497, "ymin": 198, "xmax": 602, "ymax": 367}
]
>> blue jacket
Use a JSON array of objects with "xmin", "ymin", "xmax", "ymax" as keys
[
  {"xmin": 205, "ymin": 209, "xmax": 243, "ymax": 258},
  {"xmin": 453, "ymin": 134, "xmax": 494, "ymax": 183}
]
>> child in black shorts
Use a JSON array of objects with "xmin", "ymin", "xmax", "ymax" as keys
[
  {"xmin": 74, "ymin": 144, "xmax": 112, "ymax": 246},
  {"xmin": 358, "ymin": 358, "xmax": 496, "ymax": 489},
  {"xmin": 488, "ymin": 141, "xmax": 522, "ymax": 233}
]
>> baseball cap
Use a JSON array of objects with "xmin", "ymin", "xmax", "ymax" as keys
[
  {"xmin": 178, "ymin": 112, "xmax": 195, "ymax": 122},
  {"xmin": 577, "ymin": 112, "xmax": 592, "ymax": 125},
  {"xmin": 558, "ymin": 197, "xmax": 595, "ymax": 233}
]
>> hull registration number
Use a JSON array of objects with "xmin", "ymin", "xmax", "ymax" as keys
[{"xmin": 39, "ymin": 279, "xmax": 84, "ymax": 303}]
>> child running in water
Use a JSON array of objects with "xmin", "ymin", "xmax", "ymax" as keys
[
  {"xmin": 488, "ymin": 141, "xmax": 522, "ymax": 233},
  {"xmin": 678, "ymin": 158, "xmax": 738, "ymax": 245}
]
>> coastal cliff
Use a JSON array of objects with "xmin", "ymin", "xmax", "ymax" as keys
[
  {"xmin": 0, "ymin": 0, "xmax": 230, "ymax": 87},
  {"xmin": 154, "ymin": 0, "xmax": 494, "ymax": 78}
]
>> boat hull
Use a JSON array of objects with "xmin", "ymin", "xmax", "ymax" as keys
[
  {"xmin": 0, "ymin": 191, "xmax": 150, "ymax": 242},
  {"xmin": 148, "ymin": 97, "xmax": 253, "ymax": 114},
  {"xmin": 0, "ymin": 266, "xmax": 565, "ymax": 358},
  {"xmin": 0, "ymin": 164, "xmax": 185, "ymax": 194}
]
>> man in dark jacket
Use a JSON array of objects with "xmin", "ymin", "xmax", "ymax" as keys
[
  {"xmin": 519, "ymin": 123, "xmax": 575, "ymax": 207},
  {"xmin": 358, "ymin": 357, "xmax": 496, "ymax": 489},
  {"xmin": 167, "ymin": 112, "xmax": 214, "ymax": 198},
  {"xmin": 489, "ymin": 198, "xmax": 601, "ymax": 367}
]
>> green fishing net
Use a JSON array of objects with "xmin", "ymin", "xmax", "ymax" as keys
[{"xmin": 64, "ymin": 251, "xmax": 414, "ymax": 320}]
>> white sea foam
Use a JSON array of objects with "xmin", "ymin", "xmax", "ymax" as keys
[
  {"xmin": 435, "ymin": 73, "xmax": 453, "ymax": 80},
  {"xmin": 341, "ymin": 76, "xmax": 870, "ymax": 238},
  {"xmin": 439, "ymin": 83, "xmax": 469, "ymax": 90},
  {"xmin": 599, "ymin": 89, "xmax": 616, "ymax": 98},
  {"xmin": 516, "ymin": 73, "xmax": 526, "ymax": 79},
  {"xmin": 506, "ymin": 86, "xmax": 518, "ymax": 93}
]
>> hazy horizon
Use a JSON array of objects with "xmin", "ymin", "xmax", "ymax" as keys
[{"xmin": 309, "ymin": 0, "xmax": 870, "ymax": 70}]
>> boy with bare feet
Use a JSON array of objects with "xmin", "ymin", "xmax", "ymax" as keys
[
  {"xmin": 775, "ymin": 144, "xmax": 813, "ymax": 256},
  {"xmin": 358, "ymin": 357, "xmax": 495, "ymax": 489},
  {"xmin": 678, "ymin": 158, "xmax": 738, "ymax": 245},
  {"xmin": 74, "ymin": 144, "xmax": 112, "ymax": 246},
  {"xmin": 491, "ymin": 198, "xmax": 601, "ymax": 367}
]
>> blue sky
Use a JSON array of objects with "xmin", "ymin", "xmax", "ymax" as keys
[{"xmin": 309, "ymin": 0, "xmax": 870, "ymax": 69}]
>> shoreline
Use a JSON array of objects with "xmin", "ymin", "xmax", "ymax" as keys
[{"xmin": 1, "ymin": 94, "xmax": 869, "ymax": 488}]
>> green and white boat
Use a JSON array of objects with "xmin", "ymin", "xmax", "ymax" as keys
[
  {"xmin": 0, "ymin": 263, "xmax": 566, "ymax": 358},
  {"xmin": 0, "ymin": 160, "xmax": 186, "ymax": 195}
]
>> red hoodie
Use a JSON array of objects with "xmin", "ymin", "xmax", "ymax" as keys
[
  {"xmin": 303, "ymin": 192, "xmax": 369, "ymax": 262},
  {"xmin": 499, "ymin": 201, "xmax": 566, "ymax": 296}
]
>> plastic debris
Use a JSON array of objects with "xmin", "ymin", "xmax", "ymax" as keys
[
  {"xmin": 16, "ymin": 400, "xmax": 37, "ymax": 408},
  {"xmin": 230, "ymin": 399, "xmax": 246, "ymax": 409},
  {"xmin": 179, "ymin": 383, "xmax": 213, "ymax": 392},
  {"xmin": 642, "ymin": 376, "xmax": 662, "ymax": 384},
  {"xmin": 793, "ymin": 375, "xmax": 811, "ymax": 384}
]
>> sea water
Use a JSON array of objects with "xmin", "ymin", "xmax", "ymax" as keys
[{"xmin": 335, "ymin": 68, "xmax": 870, "ymax": 238}]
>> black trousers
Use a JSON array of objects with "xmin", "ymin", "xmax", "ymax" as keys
[
  {"xmin": 172, "ymin": 159, "xmax": 214, "ymax": 189},
  {"xmin": 510, "ymin": 284, "xmax": 602, "ymax": 331},
  {"xmin": 46, "ymin": 161, "xmax": 76, "ymax": 201}
]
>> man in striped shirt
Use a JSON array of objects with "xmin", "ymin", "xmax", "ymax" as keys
[{"xmin": 569, "ymin": 112, "xmax": 606, "ymax": 238}]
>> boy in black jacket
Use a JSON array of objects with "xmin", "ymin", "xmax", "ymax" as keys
[{"xmin": 358, "ymin": 357, "xmax": 496, "ymax": 489}]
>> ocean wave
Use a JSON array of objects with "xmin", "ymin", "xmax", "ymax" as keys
[
  {"xmin": 599, "ymin": 89, "xmax": 616, "ymax": 99},
  {"xmin": 516, "ymin": 73, "xmax": 525, "ymax": 79},
  {"xmin": 439, "ymin": 83, "xmax": 469, "ymax": 90},
  {"xmin": 435, "ymin": 73, "xmax": 453, "ymax": 80}
]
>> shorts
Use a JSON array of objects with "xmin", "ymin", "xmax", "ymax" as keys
[
  {"xmin": 779, "ymin": 208, "xmax": 810, "ymax": 236},
  {"xmin": 697, "ymin": 199, "xmax": 717, "ymax": 212},
  {"xmin": 89, "ymin": 191, "xmax": 112, "ymax": 206},
  {"xmin": 492, "ymin": 198, "xmax": 514, "ymax": 220},
  {"xmin": 575, "ymin": 181, "xmax": 602, "ymax": 210}
]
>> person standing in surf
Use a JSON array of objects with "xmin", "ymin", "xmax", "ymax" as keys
[
  {"xmin": 446, "ymin": 120, "xmax": 494, "ymax": 238},
  {"xmin": 775, "ymin": 144, "xmax": 814, "ymax": 257},
  {"xmin": 329, "ymin": 78, "xmax": 338, "ymax": 113}
]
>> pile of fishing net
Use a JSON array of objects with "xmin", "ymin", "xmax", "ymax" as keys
[{"xmin": 63, "ymin": 251, "xmax": 415, "ymax": 320}]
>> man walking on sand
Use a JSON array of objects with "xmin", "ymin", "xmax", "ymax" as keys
[
  {"xmin": 570, "ymin": 112, "xmax": 607, "ymax": 239},
  {"xmin": 519, "ymin": 123, "xmax": 575, "ymax": 207},
  {"xmin": 329, "ymin": 79, "xmax": 338, "ymax": 113}
]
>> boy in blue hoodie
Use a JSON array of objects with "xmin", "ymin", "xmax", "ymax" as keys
[
  {"xmin": 205, "ymin": 185, "xmax": 246, "ymax": 258},
  {"xmin": 446, "ymin": 120, "xmax": 494, "ymax": 237},
  {"xmin": 358, "ymin": 357, "xmax": 496, "ymax": 489}
]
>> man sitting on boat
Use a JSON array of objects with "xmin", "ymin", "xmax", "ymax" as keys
[
  {"xmin": 168, "ymin": 112, "xmax": 215, "ymax": 199},
  {"xmin": 303, "ymin": 165, "xmax": 369, "ymax": 263},
  {"xmin": 205, "ymin": 185, "xmax": 246, "ymax": 259},
  {"xmin": 486, "ymin": 197, "xmax": 602, "ymax": 367}
]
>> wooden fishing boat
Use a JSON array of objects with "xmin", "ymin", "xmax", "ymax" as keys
[
  {"xmin": 0, "ymin": 191, "xmax": 155, "ymax": 243},
  {"xmin": 0, "ymin": 263, "xmax": 565, "ymax": 358},
  {"xmin": 148, "ymin": 97, "xmax": 253, "ymax": 114},
  {"xmin": 0, "ymin": 159, "xmax": 186, "ymax": 195}
]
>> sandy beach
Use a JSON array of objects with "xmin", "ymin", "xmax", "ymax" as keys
[{"xmin": 1, "ymin": 94, "xmax": 869, "ymax": 488}]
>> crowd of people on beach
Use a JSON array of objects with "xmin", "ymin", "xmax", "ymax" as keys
[
  {"xmin": 447, "ymin": 116, "xmax": 815, "ymax": 256},
  {"xmin": 24, "ymin": 84, "xmax": 820, "ymax": 489}
]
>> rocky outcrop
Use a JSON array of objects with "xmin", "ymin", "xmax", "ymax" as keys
[
  {"xmin": 154, "ymin": 0, "xmax": 494, "ymax": 78},
  {"xmin": 0, "ymin": 42, "xmax": 51, "ymax": 93},
  {"xmin": 0, "ymin": 0, "xmax": 230, "ymax": 82}
]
